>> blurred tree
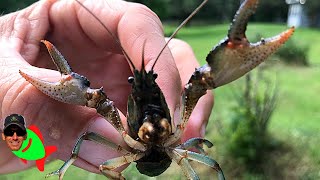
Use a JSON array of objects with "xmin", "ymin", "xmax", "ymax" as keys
[
  {"xmin": 255, "ymin": 1, "xmax": 288, "ymax": 22},
  {"xmin": 129, "ymin": 0, "xmax": 240, "ymax": 24},
  {"xmin": 223, "ymin": 69, "xmax": 279, "ymax": 173},
  {"xmin": 127, "ymin": 0, "xmax": 171, "ymax": 19},
  {"xmin": 304, "ymin": 0, "xmax": 320, "ymax": 27},
  {"xmin": 197, "ymin": 0, "xmax": 239, "ymax": 22},
  {"xmin": 1, "ymin": 0, "xmax": 291, "ymax": 25},
  {"xmin": 0, "ymin": 0, "xmax": 37, "ymax": 14},
  {"xmin": 168, "ymin": 0, "xmax": 198, "ymax": 20},
  {"xmin": 130, "ymin": 0, "xmax": 288, "ymax": 23}
]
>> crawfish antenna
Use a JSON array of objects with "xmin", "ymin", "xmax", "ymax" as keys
[
  {"xmin": 141, "ymin": 39, "xmax": 148, "ymax": 71},
  {"xmin": 151, "ymin": 0, "xmax": 208, "ymax": 70},
  {"xmin": 75, "ymin": 0, "xmax": 136, "ymax": 70}
]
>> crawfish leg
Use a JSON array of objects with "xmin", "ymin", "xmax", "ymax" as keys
[
  {"xmin": 165, "ymin": 0, "xmax": 294, "ymax": 146},
  {"xmin": 176, "ymin": 138, "xmax": 213, "ymax": 155},
  {"xmin": 173, "ymin": 149, "xmax": 225, "ymax": 180},
  {"xmin": 19, "ymin": 40, "xmax": 146, "ymax": 151},
  {"xmin": 46, "ymin": 132, "xmax": 129, "ymax": 180},
  {"xmin": 164, "ymin": 67, "xmax": 210, "ymax": 146},
  {"xmin": 166, "ymin": 150, "xmax": 199, "ymax": 180},
  {"xmin": 99, "ymin": 153, "xmax": 145, "ymax": 180}
]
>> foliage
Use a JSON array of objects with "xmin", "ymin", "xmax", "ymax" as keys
[
  {"xmin": 222, "ymin": 69, "xmax": 279, "ymax": 172},
  {"xmin": 304, "ymin": 0, "xmax": 320, "ymax": 27},
  {"xmin": 128, "ymin": 0, "xmax": 171, "ymax": 19},
  {"xmin": 126, "ymin": 0, "xmax": 288, "ymax": 23},
  {"xmin": 0, "ymin": 0, "xmax": 36, "ymax": 14},
  {"xmin": 2, "ymin": 0, "xmax": 290, "ymax": 24},
  {"xmin": 274, "ymin": 38, "xmax": 310, "ymax": 66},
  {"xmin": 255, "ymin": 1, "xmax": 288, "ymax": 22}
]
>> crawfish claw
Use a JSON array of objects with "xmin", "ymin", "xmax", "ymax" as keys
[
  {"xmin": 41, "ymin": 40, "xmax": 72, "ymax": 75},
  {"xmin": 173, "ymin": 0, "xmax": 294, "ymax": 147},
  {"xmin": 19, "ymin": 70, "xmax": 91, "ymax": 105},
  {"xmin": 228, "ymin": 0, "xmax": 258, "ymax": 41},
  {"xmin": 19, "ymin": 40, "xmax": 99, "ymax": 106},
  {"xmin": 206, "ymin": 0, "xmax": 294, "ymax": 88}
]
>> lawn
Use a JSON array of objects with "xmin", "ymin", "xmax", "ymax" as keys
[{"xmin": 2, "ymin": 23, "xmax": 319, "ymax": 179}]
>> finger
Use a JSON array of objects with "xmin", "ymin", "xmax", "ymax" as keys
[
  {"xmin": 118, "ymin": 4, "xmax": 182, "ymax": 119},
  {"xmin": 48, "ymin": 0, "xmax": 181, "ymax": 118},
  {"xmin": 0, "ymin": 0, "xmax": 53, "ymax": 63},
  {"xmin": 0, "ymin": 1, "xmax": 58, "ymax": 172},
  {"xmin": 63, "ymin": 0, "xmax": 181, "ymax": 117},
  {"xmin": 48, "ymin": 0, "xmax": 181, "ymax": 170}
]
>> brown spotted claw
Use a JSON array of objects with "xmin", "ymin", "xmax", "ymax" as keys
[
  {"xmin": 207, "ymin": 0, "xmax": 294, "ymax": 88},
  {"xmin": 165, "ymin": 0, "xmax": 294, "ymax": 147},
  {"xmin": 19, "ymin": 40, "xmax": 92, "ymax": 106}
]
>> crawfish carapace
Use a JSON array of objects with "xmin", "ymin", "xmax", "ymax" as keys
[
  {"xmin": 19, "ymin": 0, "xmax": 293, "ymax": 179},
  {"xmin": 127, "ymin": 57, "xmax": 173, "ymax": 176}
]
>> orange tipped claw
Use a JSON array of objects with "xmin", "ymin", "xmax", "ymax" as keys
[
  {"xmin": 204, "ymin": 0, "xmax": 295, "ymax": 88},
  {"xmin": 41, "ymin": 40, "xmax": 72, "ymax": 75},
  {"xmin": 278, "ymin": 26, "xmax": 295, "ymax": 44},
  {"xmin": 19, "ymin": 69, "xmax": 90, "ymax": 105}
]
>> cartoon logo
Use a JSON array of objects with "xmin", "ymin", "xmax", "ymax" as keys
[{"xmin": 2, "ymin": 114, "xmax": 57, "ymax": 171}]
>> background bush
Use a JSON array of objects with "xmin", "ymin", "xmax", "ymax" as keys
[
  {"xmin": 221, "ymin": 68, "xmax": 279, "ymax": 173},
  {"xmin": 274, "ymin": 38, "xmax": 310, "ymax": 66}
]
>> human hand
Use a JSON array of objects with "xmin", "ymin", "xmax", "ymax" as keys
[{"xmin": 0, "ymin": 0, "xmax": 213, "ymax": 174}]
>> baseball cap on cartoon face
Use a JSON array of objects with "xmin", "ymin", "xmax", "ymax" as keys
[{"xmin": 3, "ymin": 114, "xmax": 27, "ymax": 135}]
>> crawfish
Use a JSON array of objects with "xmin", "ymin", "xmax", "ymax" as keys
[{"xmin": 19, "ymin": 0, "xmax": 294, "ymax": 179}]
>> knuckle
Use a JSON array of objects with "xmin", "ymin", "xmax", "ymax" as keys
[
  {"xmin": 125, "ymin": 3, "xmax": 162, "ymax": 31},
  {"xmin": 169, "ymin": 38, "xmax": 193, "ymax": 51},
  {"xmin": 129, "ymin": 3, "xmax": 158, "ymax": 20}
]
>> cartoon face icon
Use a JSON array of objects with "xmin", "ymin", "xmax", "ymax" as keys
[{"xmin": 2, "ymin": 114, "xmax": 27, "ymax": 151}]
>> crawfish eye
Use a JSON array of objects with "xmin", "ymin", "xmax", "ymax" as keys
[
  {"xmin": 153, "ymin": 73, "xmax": 158, "ymax": 79},
  {"xmin": 83, "ymin": 77, "xmax": 90, "ymax": 87},
  {"xmin": 128, "ymin": 76, "xmax": 134, "ymax": 84},
  {"xmin": 158, "ymin": 118, "xmax": 171, "ymax": 139},
  {"xmin": 72, "ymin": 72, "xmax": 90, "ymax": 86},
  {"xmin": 195, "ymin": 69, "xmax": 200, "ymax": 75}
]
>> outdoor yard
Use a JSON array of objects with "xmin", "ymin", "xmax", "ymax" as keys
[{"xmin": 2, "ymin": 23, "xmax": 319, "ymax": 179}]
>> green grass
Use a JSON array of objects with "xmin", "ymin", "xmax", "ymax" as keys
[{"xmin": 2, "ymin": 23, "xmax": 320, "ymax": 179}]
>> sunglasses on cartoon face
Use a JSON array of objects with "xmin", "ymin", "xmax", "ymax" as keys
[{"xmin": 4, "ymin": 127, "xmax": 26, "ymax": 137}]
